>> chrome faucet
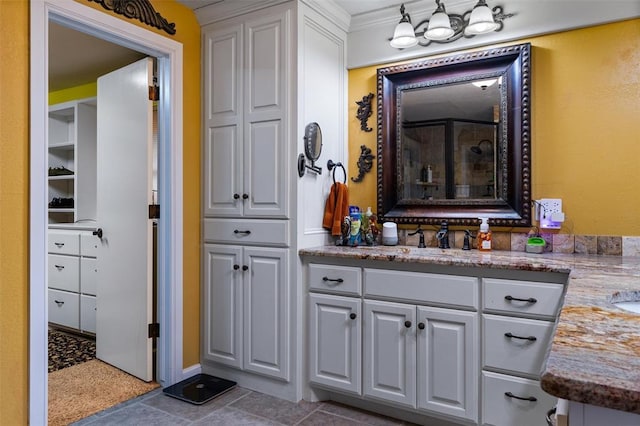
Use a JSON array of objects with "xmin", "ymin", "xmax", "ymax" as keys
[{"xmin": 436, "ymin": 220, "xmax": 450, "ymax": 249}]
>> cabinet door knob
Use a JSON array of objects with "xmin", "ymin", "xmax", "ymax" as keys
[
  {"xmin": 349, "ymin": 313, "xmax": 357, "ymax": 320},
  {"xmin": 404, "ymin": 320, "xmax": 412, "ymax": 328},
  {"xmin": 504, "ymin": 295, "xmax": 537, "ymax": 304},
  {"xmin": 504, "ymin": 332, "xmax": 537, "ymax": 342},
  {"xmin": 418, "ymin": 322, "xmax": 425, "ymax": 330},
  {"xmin": 233, "ymin": 264, "xmax": 240, "ymax": 270},
  {"xmin": 92, "ymin": 228, "xmax": 103, "ymax": 239},
  {"xmin": 242, "ymin": 265, "xmax": 249, "ymax": 271},
  {"xmin": 233, "ymin": 193, "xmax": 240, "ymax": 199},
  {"xmin": 504, "ymin": 391, "xmax": 537, "ymax": 402},
  {"xmin": 322, "ymin": 277, "xmax": 344, "ymax": 283},
  {"xmin": 242, "ymin": 193, "xmax": 249, "ymax": 200}
]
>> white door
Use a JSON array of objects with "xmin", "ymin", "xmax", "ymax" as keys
[{"xmin": 96, "ymin": 58, "xmax": 154, "ymax": 381}]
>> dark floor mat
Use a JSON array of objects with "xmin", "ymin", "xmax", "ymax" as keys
[
  {"xmin": 48, "ymin": 330, "xmax": 96, "ymax": 373},
  {"xmin": 163, "ymin": 374, "xmax": 236, "ymax": 405}
]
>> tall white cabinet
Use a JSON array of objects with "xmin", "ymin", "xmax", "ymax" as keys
[{"xmin": 199, "ymin": 0, "xmax": 348, "ymax": 401}]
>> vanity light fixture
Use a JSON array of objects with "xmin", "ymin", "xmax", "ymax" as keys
[{"xmin": 389, "ymin": 0, "xmax": 513, "ymax": 49}]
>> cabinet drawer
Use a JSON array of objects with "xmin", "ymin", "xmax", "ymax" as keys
[
  {"xmin": 203, "ymin": 218, "xmax": 289, "ymax": 246},
  {"xmin": 483, "ymin": 278, "xmax": 564, "ymax": 319},
  {"xmin": 309, "ymin": 263, "xmax": 361, "ymax": 296},
  {"xmin": 80, "ymin": 233, "xmax": 100, "ymax": 257},
  {"xmin": 81, "ymin": 257, "xmax": 97, "ymax": 296},
  {"xmin": 49, "ymin": 289, "xmax": 79, "ymax": 329},
  {"xmin": 364, "ymin": 268, "xmax": 478, "ymax": 309},
  {"xmin": 48, "ymin": 230, "xmax": 80, "ymax": 255},
  {"xmin": 80, "ymin": 295, "xmax": 96, "ymax": 334},
  {"xmin": 48, "ymin": 254, "xmax": 80, "ymax": 292},
  {"xmin": 483, "ymin": 314, "xmax": 554, "ymax": 377},
  {"xmin": 482, "ymin": 371, "xmax": 556, "ymax": 426}
]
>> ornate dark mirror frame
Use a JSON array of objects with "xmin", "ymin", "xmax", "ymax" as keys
[{"xmin": 377, "ymin": 43, "xmax": 531, "ymax": 227}]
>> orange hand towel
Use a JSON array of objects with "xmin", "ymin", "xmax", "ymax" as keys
[{"xmin": 322, "ymin": 182, "xmax": 349, "ymax": 236}]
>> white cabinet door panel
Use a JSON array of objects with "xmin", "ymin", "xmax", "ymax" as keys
[
  {"xmin": 80, "ymin": 294, "xmax": 96, "ymax": 334},
  {"xmin": 363, "ymin": 300, "xmax": 416, "ymax": 408},
  {"xmin": 417, "ymin": 306, "xmax": 478, "ymax": 422},
  {"xmin": 203, "ymin": 244, "xmax": 243, "ymax": 369},
  {"xmin": 243, "ymin": 247, "xmax": 289, "ymax": 380},
  {"xmin": 309, "ymin": 293, "xmax": 361, "ymax": 394},
  {"xmin": 80, "ymin": 257, "xmax": 97, "ymax": 296},
  {"xmin": 204, "ymin": 125, "xmax": 243, "ymax": 217}
]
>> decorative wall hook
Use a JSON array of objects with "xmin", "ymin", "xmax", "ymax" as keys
[
  {"xmin": 355, "ymin": 93, "xmax": 374, "ymax": 132},
  {"xmin": 351, "ymin": 145, "xmax": 375, "ymax": 183},
  {"xmin": 89, "ymin": 0, "xmax": 177, "ymax": 35}
]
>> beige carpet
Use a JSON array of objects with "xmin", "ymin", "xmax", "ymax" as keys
[{"xmin": 48, "ymin": 359, "xmax": 159, "ymax": 426}]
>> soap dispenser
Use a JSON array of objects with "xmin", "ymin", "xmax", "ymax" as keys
[{"xmin": 477, "ymin": 217, "xmax": 492, "ymax": 252}]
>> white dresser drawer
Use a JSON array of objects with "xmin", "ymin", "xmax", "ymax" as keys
[
  {"xmin": 309, "ymin": 263, "xmax": 361, "ymax": 296},
  {"xmin": 48, "ymin": 254, "xmax": 80, "ymax": 292},
  {"xmin": 80, "ymin": 295, "xmax": 96, "ymax": 334},
  {"xmin": 49, "ymin": 289, "xmax": 80, "ymax": 329},
  {"xmin": 203, "ymin": 218, "xmax": 289, "ymax": 246},
  {"xmin": 483, "ymin": 278, "xmax": 564, "ymax": 319},
  {"xmin": 81, "ymin": 257, "xmax": 97, "ymax": 296},
  {"xmin": 482, "ymin": 371, "xmax": 556, "ymax": 426},
  {"xmin": 483, "ymin": 314, "xmax": 554, "ymax": 377},
  {"xmin": 364, "ymin": 268, "xmax": 478, "ymax": 308},
  {"xmin": 48, "ymin": 230, "xmax": 80, "ymax": 255},
  {"xmin": 80, "ymin": 233, "xmax": 100, "ymax": 257}
]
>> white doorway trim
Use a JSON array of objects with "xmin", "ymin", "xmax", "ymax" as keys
[{"xmin": 29, "ymin": 1, "xmax": 184, "ymax": 424}]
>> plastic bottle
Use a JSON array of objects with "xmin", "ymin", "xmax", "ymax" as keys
[
  {"xmin": 427, "ymin": 165, "xmax": 433, "ymax": 183},
  {"xmin": 477, "ymin": 217, "xmax": 492, "ymax": 251}
]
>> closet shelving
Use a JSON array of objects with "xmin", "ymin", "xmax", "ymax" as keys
[{"xmin": 48, "ymin": 97, "xmax": 97, "ymax": 223}]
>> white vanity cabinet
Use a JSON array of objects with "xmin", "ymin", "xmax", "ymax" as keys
[
  {"xmin": 48, "ymin": 228, "xmax": 98, "ymax": 334},
  {"xmin": 203, "ymin": 243, "xmax": 289, "ymax": 381},
  {"xmin": 307, "ymin": 263, "xmax": 479, "ymax": 424},
  {"xmin": 481, "ymin": 277, "xmax": 564, "ymax": 426}
]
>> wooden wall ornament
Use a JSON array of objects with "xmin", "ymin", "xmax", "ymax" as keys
[
  {"xmin": 355, "ymin": 93, "xmax": 374, "ymax": 132},
  {"xmin": 88, "ymin": 0, "xmax": 177, "ymax": 35},
  {"xmin": 351, "ymin": 145, "xmax": 375, "ymax": 183}
]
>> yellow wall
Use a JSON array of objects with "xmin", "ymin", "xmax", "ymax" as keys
[
  {"xmin": 0, "ymin": 1, "xmax": 200, "ymax": 423},
  {"xmin": 349, "ymin": 19, "xmax": 640, "ymax": 236},
  {"xmin": 49, "ymin": 82, "xmax": 97, "ymax": 105}
]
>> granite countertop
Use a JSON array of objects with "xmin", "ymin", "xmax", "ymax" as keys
[{"xmin": 299, "ymin": 245, "xmax": 640, "ymax": 414}]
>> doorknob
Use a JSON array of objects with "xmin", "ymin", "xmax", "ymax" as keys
[{"xmin": 92, "ymin": 228, "xmax": 103, "ymax": 239}]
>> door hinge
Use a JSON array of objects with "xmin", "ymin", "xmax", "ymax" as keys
[
  {"xmin": 148, "ymin": 83, "xmax": 159, "ymax": 101},
  {"xmin": 148, "ymin": 323, "xmax": 160, "ymax": 338},
  {"xmin": 149, "ymin": 204, "xmax": 160, "ymax": 219}
]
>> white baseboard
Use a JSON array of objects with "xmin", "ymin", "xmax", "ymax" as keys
[{"xmin": 181, "ymin": 363, "xmax": 202, "ymax": 381}]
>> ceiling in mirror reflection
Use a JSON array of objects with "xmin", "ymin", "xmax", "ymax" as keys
[{"xmin": 401, "ymin": 79, "xmax": 500, "ymax": 122}]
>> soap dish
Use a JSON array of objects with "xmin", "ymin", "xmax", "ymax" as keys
[{"xmin": 525, "ymin": 237, "xmax": 546, "ymax": 254}]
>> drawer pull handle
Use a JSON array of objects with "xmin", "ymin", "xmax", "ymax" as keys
[
  {"xmin": 349, "ymin": 313, "xmax": 357, "ymax": 320},
  {"xmin": 505, "ymin": 391, "xmax": 537, "ymax": 402},
  {"xmin": 418, "ymin": 322, "xmax": 425, "ymax": 330},
  {"xmin": 234, "ymin": 230, "xmax": 251, "ymax": 235},
  {"xmin": 504, "ymin": 332, "xmax": 537, "ymax": 342},
  {"xmin": 54, "ymin": 264, "xmax": 65, "ymax": 270},
  {"xmin": 322, "ymin": 277, "xmax": 344, "ymax": 284},
  {"xmin": 54, "ymin": 242, "xmax": 64, "ymax": 248},
  {"xmin": 54, "ymin": 300, "xmax": 64, "ymax": 306},
  {"xmin": 504, "ymin": 295, "xmax": 537, "ymax": 304}
]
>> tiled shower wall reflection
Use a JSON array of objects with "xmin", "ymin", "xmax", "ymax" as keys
[{"xmin": 401, "ymin": 229, "xmax": 640, "ymax": 256}]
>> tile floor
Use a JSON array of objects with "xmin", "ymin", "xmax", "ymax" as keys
[{"xmin": 73, "ymin": 386, "xmax": 418, "ymax": 425}]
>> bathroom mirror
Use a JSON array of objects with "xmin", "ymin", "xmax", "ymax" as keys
[
  {"xmin": 377, "ymin": 43, "xmax": 531, "ymax": 227},
  {"xmin": 304, "ymin": 122, "xmax": 323, "ymax": 161}
]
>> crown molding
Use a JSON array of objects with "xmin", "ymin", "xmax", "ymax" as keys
[
  {"xmin": 301, "ymin": 0, "xmax": 351, "ymax": 33},
  {"xmin": 195, "ymin": 0, "xmax": 290, "ymax": 25}
]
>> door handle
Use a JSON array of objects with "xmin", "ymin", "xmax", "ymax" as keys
[{"xmin": 93, "ymin": 228, "xmax": 103, "ymax": 239}]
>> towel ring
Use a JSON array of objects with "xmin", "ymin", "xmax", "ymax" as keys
[{"xmin": 327, "ymin": 160, "xmax": 346, "ymax": 185}]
